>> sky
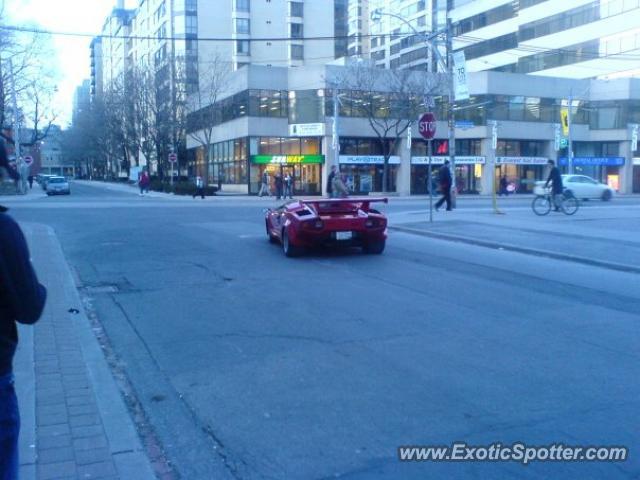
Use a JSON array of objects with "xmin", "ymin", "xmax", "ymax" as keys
[{"xmin": 4, "ymin": 0, "xmax": 134, "ymax": 127}]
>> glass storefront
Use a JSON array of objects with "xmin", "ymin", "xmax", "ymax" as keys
[
  {"xmin": 339, "ymin": 163, "xmax": 398, "ymax": 194},
  {"xmin": 633, "ymin": 160, "xmax": 640, "ymax": 193},
  {"xmin": 206, "ymin": 138, "xmax": 249, "ymax": 186},
  {"xmin": 411, "ymin": 140, "xmax": 483, "ymax": 194},
  {"xmin": 338, "ymin": 137, "xmax": 398, "ymax": 193},
  {"xmin": 411, "ymin": 159, "xmax": 483, "ymax": 195},
  {"xmin": 495, "ymin": 140, "xmax": 547, "ymax": 193},
  {"xmin": 559, "ymin": 142, "xmax": 623, "ymax": 188},
  {"xmin": 249, "ymin": 137, "xmax": 323, "ymax": 195}
]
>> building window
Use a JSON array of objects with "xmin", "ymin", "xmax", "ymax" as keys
[
  {"xmin": 289, "ymin": 1, "xmax": 303, "ymax": 17},
  {"xmin": 185, "ymin": 0, "xmax": 197, "ymax": 12},
  {"xmin": 235, "ymin": 18, "xmax": 250, "ymax": 34},
  {"xmin": 235, "ymin": 0, "xmax": 250, "ymax": 12},
  {"xmin": 156, "ymin": 22, "xmax": 166, "ymax": 40},
  {"xmin": 290, "ymin": 22, "xmax": 303, "ymax": 39},
  {"xmin": 291, "ymin": 44, "xmax": 303, "ymax": 60},
  {"xmin": 185, "ymin": 15, "xmax": 197, "ymax": 35},
  {"xmin": 236, "ymin": 40, "xmax": 251, "ymax": 55}
]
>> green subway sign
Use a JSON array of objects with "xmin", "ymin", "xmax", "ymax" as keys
[{"xmin": 251, "ymin": 155, "xmax": 324, "ymax": 164}]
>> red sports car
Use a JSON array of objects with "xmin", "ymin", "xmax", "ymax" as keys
[{"xmin": 265, "ymin": 197, "xmax": 388, "ymax": 257}]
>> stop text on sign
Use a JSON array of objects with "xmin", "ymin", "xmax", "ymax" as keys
[{"xmin": 419, "ymin": 112, "xmax": 437, "ymax": 140}]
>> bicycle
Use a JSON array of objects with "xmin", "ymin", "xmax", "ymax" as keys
[{"xmin": 532, "ymin": 187, "xmax": 579, "ymax": 216}]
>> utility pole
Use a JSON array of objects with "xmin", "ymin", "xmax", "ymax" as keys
[
  {"xmin": 332, "ymin": 85, "xmax": 340, "ymax": 170},
  {"xmin": 567, "ymin": 88, "xmax": 574, "ymax": 175},
  {"xmin": 446, "ymin": 18, "xmax": 456, "ymax": 208}
]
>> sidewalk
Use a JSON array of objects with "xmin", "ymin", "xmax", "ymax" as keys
[
  {"xmin": 15, "ymin": 223, "xmax": 156, "ymax": 480},
  {"xmin": 388, "ymin": 202, "xmax": 640, "ymax": 273}
]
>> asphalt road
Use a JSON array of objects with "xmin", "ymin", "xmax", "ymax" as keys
[{"xmin": 6, "ymin": 182, "xmax": 640, "ymax": 479}]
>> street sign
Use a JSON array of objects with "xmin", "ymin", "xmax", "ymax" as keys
[
  {"xmin": 452, "ymin": 51, "xmax": 470, "ymax": 101},
  {"xmin": 168, "ymin": 153, "xmax": 177, "ymax": 163},
  {"xmin": 418, "ymin": 112, "xmax": 437, "ymax": 140},
  {"xmin": 631, "ymin": 124, "xmax": 639, "ymax": 152},
  {"xmin": 23, "ymin": 155, "xmax": 33, "ymax": 166},
  {"xmin": 455, "ymin": 120, "xmax": 474, "ymax": 130},
  {"xmin": 491, "ymin": 121, "xmax": 498, "ymax": 150},
  {"xmin": 554, "ymin": 125, "xmax": 561, "ymax": 151}
]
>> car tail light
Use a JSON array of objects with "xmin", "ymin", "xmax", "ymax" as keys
[{"xmin": 303, "ymin": 219, "xmax": 324, "ymax": 230}]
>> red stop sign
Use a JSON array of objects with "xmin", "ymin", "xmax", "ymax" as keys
[{"xmin": 418, "ymin": 112, "xmax": 437, "ymax": 140}]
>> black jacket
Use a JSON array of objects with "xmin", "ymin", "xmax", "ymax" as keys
[
  {"xmin": 0, "ymin": 207, "xmax": 47, "ymax": 376},
  {"xmin": 546, "ymin": 167, "xmax": 563, "ymax": 193},
  {"xmin": 438, "ymin": 165, "xmax": 452, "ymax": 188}
]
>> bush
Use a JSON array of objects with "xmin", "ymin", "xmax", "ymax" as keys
[{"xmin": 148, "ymin": 179, "xmax": 217, "ymax": 196}]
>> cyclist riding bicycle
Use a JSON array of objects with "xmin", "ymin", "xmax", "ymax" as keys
[{"xmin": 544, "ymin": 159, "xmax": 563, "ymax": 211}]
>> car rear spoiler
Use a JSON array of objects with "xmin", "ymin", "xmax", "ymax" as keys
[{"xmin": 302, "ymin": 197, "xmax": 388, "ymax": 211}]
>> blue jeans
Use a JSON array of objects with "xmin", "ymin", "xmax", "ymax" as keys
[{"xmin": 0, "ymin": 373, "xmax": 19, "ymax": 480}]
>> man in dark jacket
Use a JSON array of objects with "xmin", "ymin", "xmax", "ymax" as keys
[
  {"xmin": 435, "ymin": 160, "xmax": 452, "ymax": 211},
  {"xmin": 544, "ymin": 159, "xmax": 564, "ymax": 211},
  {"xmin": 274, "ymin": 173, "xmax": 283, "ymax": 200},
  {"xmin": 1, "ymin": 143, "xmax": 47, "ymax": 479}
]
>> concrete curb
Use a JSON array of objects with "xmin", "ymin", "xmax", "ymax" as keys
[
  {"xmin": 21, "ymin": 223, "xmax": 157, "ymax": 479},
  {"xmin": 389, "ymin": 224, "xmax": 640, "ymax": 275},
  {"xmin": 50, "ymin": 225, "xmax": 157, "ymax": 479}
]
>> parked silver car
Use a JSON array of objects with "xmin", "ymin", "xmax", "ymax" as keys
[
  {"xmin": 534, "ymin": 175, "xmax": 614, "ymax": 201},
  {"xmin": 45, "ymin": 176, "xmax": 70, "ymax": 195}
]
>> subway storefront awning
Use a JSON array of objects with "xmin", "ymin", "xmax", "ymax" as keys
[{"xmin": 251, "ymin": 155, "xmax": 325, "ymax": 164}]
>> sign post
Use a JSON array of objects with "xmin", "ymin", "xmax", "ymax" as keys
[
  {"xmin": 168, "ymin": 152, "xmax": 177, "ymax": 186},
  {"xmin": 419, "ymin": 112, "xmax": 437, "ymax": 222}
]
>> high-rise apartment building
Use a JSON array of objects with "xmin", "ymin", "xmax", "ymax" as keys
[
  {"xmin": 451, "ymin": 0, "xmax": 640, "ymax": 78},
  {"xmin": 354, "ymin": 0, "xmax": 640, "ymax": 79},
  {"xmin": 196, "ymin": 0, "xmax": 347, "ymax": 83},
  {"xmin": 89, "ymin": 37, "xmax": 103, "ymax": 101},
  {"xmin": 72, "ymin": 80, "xmax": 91, "ymax": 126}
]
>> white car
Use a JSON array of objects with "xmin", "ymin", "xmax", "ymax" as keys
[
  {"xmin": 534, "ymin": 175, "xmax": 614, "ymax": 201},
  {"xmin": 45, "ymin": 176, "xmax": 71, "ymax": 195}
]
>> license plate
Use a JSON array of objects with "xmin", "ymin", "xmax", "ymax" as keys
[{"xmin": 336, "ymin": 231, "xmax": 352, "ymax": 240}]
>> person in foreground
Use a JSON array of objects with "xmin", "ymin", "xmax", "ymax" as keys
[{"xmin": 0, "ymin": 142, "xmax": 47, "ymax": 480}]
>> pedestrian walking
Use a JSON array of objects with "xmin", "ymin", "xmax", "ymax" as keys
[
  {"xmin": 435, "ymin": 160, "xmax": 452, "ymax": 211},
  {"xmin": 259, "ymin": 170, "xmax": 271, "ymax": 197},
  {"xmin": 499, "ymin": 175, "xmax": 509, "ymax": 196},
  {"xmin": 332, "ymin": 170, "xmax": 349, "ymax": 198},
  {"xmin": 544, "ymin": 159, "xmax": 563, "ymax": 211},
  {"xmin": 192, "ymin": 176, "xmax": 205, "ymax": 199},
  {"xmin": 283, "ymin": 171, "xmax": 293, "ymax": 199},
  {"xmin": 327, "ymin": 165, "xmax": 336, "ymax": 198},
  {"xmin": 27, "ymin": 175, "xmax": 34, "ymax": 189},
  {"xmin": 0, "ymin": 143, "xmax": 47, "ymax": 480},
  {"xmin": 274, "ymin": 173, "xmax": 283, "ymax": 200},
  {"xmin": 138, "ymin": 169, "xmax": 150, "ymax": 196}
]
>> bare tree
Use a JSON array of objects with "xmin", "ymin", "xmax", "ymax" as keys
[
  {"xmin": 186, "ymin": 55, "xmax": 231, "ymax": 179},
  {"xmin": 333, "ymin": 62, "xmax": 445, "ymax": 192},
  {"xmin": 129, "ymin": 64, "xmax": 164, "ymax": 177},
  {"xmin": 0, "ymin": 20, "xmax": 58, "ymax": 149}
]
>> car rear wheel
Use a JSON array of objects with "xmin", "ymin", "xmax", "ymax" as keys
[
  {"xmin": 601, "ymin": 189, "xmax": 612, "ymax": 201},
  {"xmin": 363, "ymin": 239, "xmax": 386, "ymax": 254},
  {"xmin": 266, "ymin": 220, "xmax": 278, "ymax": 243},
  {"xmin": 282, "ymin": 228, "xmax": 302, "ymax": 257}
]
